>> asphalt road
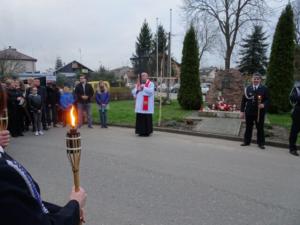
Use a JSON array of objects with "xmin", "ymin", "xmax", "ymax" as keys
[{"xmin": 6, "ymin": 126, "xmax": 300, "ymax": 225}]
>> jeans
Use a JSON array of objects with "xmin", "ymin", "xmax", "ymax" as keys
[
  {"xmin": 77, "ymin": 103, "xmax": 92, "ymax": 127},
  {"xmin": 33, "ymin": 112, "xmax": 42, "ymax": 132},
  {"xmin": 99, "ymin": 108, "xmax": 107, "ymax": 127}
]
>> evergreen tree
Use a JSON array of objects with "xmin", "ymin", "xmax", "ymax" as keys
[
  {"xmin": 132, "ymin": 20, "xmax": 152, "ymax": 75},
  {"xmin": 178, "ymin": 25, "xmax": 202, "ymax": 110},
  {"xmin": 266, "ymin": 4, "xmax": 295, "ymax": 113},
  {"xmin": 55, "ymin": 57, "xmax": 63, "ymax": 70},
  {"xmin": 150, "ymin": 24, "xmax": 168, "ymax": 76},
  {"xmin": 238, "ymin": 26, "xmax": 268, "ymax": 75}
]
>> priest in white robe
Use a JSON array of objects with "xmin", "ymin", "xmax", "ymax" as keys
[{"xmin": 132, "ymin": 72, "xmax": 155, "ymax": 136}]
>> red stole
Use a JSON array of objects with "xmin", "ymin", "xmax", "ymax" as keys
[{"xmin": 143, "ymin": 80, "xmax": 151, "ymax": 111}]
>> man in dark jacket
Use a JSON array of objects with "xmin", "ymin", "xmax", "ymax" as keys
[
  {"xmin": 240, "ymin": 73, "xmax": 269, "ymax": 149},
  {"xmin": 74, "ymin": 75, "xmax": 94, "ymax": 128},
  {"xmin": 289, "ymin": 81, "xmax": 300, "ymax": 156}
]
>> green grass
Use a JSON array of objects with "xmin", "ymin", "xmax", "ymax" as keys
[
  {"xmin": 268, "ymin": 113, "xmax": 300, "ymax": 144},
  {"xmin": 92, "ymin": 100, "xmax": 192, "ymax": 126},
  {"xmin": 92, "ymin": 101, "xmax": 300, "ymax": 144}
]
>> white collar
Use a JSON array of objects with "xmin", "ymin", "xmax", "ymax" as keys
[{"xmin": 0, "ymin": 146, "xmax": 4, "ymax": 153}]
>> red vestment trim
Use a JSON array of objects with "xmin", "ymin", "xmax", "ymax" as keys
[{"xmin": 142, "ymin": 80, "xmax": 151, "ymax": 111}]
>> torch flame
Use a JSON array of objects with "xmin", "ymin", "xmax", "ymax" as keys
[{"xmin": 70, "ymin": 105, "xmax": 76, "ymax": 128}]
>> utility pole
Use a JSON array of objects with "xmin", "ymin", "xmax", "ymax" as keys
[
  {"xmin": 156, "ymin": 18, "xmax": 163, "ymax": 126},
  {"xmin": 166, "ymin": 9, "xmax": 172, "ymax": 102}
]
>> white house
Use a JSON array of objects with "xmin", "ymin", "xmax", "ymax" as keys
[{"xmin": 0, "ymin": 46, "xmax": 37, "ymax": 75}]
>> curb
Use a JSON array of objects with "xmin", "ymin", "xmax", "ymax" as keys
[{"xmin": 107, "ymin": 124, "xmax": 296, "ymax": 150}]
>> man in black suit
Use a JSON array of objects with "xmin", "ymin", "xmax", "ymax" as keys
[
  {"xmin": 289, "ymin": 81, "xmax": 300, "ymax": 156},
  {"xmin": 240, "ymin": 73, "xmax": 269, "ymax": 149},
  {"xmin": 74, "ymin": 75, "xmax": 94, "ymax": 128}
]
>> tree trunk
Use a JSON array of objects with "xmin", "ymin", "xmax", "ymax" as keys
[{"xmin": 225, "ymin": 53, "xmax": 231, "ymax": 70}]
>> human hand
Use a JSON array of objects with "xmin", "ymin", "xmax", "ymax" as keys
[
  {"xmin": 240, "ymin": 112, "xmax": 245, "ymax": 119},
  {"xmin": 259, "ymin": 104, "xmax": 264, "ymax": 109},
  {"xmin": 70, "ymin": 186, "xmax": 87, "ymax": 209},
  {"xmin": 80, "ymin": 208, "xmax": 86, "ymax": 223},
  {"xmin": 82, "ymin": 95, "xmax": 88, "ymax": 100},
  {"xmin": 0, "ymin": 130, "xmax": 10, "ymax": 148}
]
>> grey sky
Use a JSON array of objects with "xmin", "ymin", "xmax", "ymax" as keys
[{"xmin": 0, "ymin": 0, "xmax": 291, "ymax": 72}]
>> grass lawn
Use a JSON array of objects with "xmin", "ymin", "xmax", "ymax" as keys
[
  {"xmin": 91, "ymin": 101, "xmax": 299, "ymax": 144},
  {"xmin": 268, "ymin": 113, "xmax": 292, "ymax": 129},
  {"xmin": 92, "ymin": 100, "xmax": 192, "ymax": 126}
]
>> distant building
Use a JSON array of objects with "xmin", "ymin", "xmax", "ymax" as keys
[
  {"xmin": 200, "ymin": 66, "xmax": 218, "ymax": 83},
  {"xmin": 111, "ymin": 66, "xmax": 135, "ymax": 87},
  {"xmin": 54, "ymin": 60, "xmax": 94, "ymax": 77},
  {"xmin": 0, "ymin": 46, "xmax": 37, "ymax": 75}
]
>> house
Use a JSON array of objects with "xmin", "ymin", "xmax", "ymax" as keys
[
  {"xmin": 0, "ymin": 46, "xmax": 37, "ymax": 75},
  {"xmin": 54, "ymin": 60, "xmax": 94, "ymax": 77},
  {"xmin": 110, "ymin": 66, "xmax": 136, "ymax": 87},
  {"xmin": 200, "ymin": 66, "xmax": 218, "ymax": 84}
]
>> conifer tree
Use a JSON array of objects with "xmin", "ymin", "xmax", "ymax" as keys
[
  {"xmin": 132, "ymin": 20, "xmax": 152, "ymax": 75},
  {"xmin": 55, "ymin": 57, "xmax": 63, "ymax": 70},
  {"xmin": 238, "ymin": 26, "xmax": 268, "ymax": 75},
  {"xmin": 266, "ymin": 4, "xmax": 295, "ymax": 113},
  {"xmin": 178, "ymin": 25, "xmax": 202, "ymax": 109}
]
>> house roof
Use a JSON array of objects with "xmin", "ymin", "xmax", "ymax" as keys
[
  {"xmin": 0, "ymin": 46, "xmax": 37, "ymax": 61},
  {"xmin": 55, "ymin": 60, "xmax": 94, "ymax": 74}
]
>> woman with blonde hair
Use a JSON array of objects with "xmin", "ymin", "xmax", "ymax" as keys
[{"xmin": 95, "ymin": 81, "xmax": 110, "ymax": 128}]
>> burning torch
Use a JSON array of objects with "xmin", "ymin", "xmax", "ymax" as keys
[
  {"xmin": 257, "ymin": 95, "xmax": 262, "ymax": 123},
  {"xmin": 66, "ymin": 105, "xmax": 82, "ymax": 192},
  {"xmin": 0, "ymin": 108, "xmax": 8, "ymax": 131}
]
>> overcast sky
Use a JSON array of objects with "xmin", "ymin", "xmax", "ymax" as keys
[{"xmin": 0, "ymin": 0, "xmax": 292, "ymax": 72}]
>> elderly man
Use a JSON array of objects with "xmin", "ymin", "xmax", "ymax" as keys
[
  {"xmin": 240, "ymin": 72, "xmax": 269, "ymax": 149},
  {"xmin": 132, "ymin": 72, "xmax": 155, "ymax": 136}
]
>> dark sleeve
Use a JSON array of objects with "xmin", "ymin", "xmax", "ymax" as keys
[
  {"xmin": 263, "ymin": 86, "xmax": 270, "ymax": 110},
  {"xmin": 95, "ymin": 92, "xmax": 101, "ymax": 105},
  {"xmin": 240, "ymin": 94, "xmax": 246, "ymax": 112},
  {"xmin": 74, "ymin": 85, "xmax": 82, "ymax": 101},
  {"xmin": 89, "ymin": 84, "xmax": 94, "ymax": 98},
  {"xmin": 0, "ymin": 162, "xmax": 80, "ymax": 225},
  {"xmin": 105, "ymin": 92, "xmax": 110, "ymax": 104},
  {"xmin": 289, "ymin": 88, "xmax": 300, "ymax": 104}
]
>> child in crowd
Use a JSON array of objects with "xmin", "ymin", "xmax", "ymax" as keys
[
  {"xmin": 28, "ymin": 87, "xmax": 43, "ymax": 136},
  {"xmin": 60, "ymin": 86, "xmax": 74, "ymax": 127}
]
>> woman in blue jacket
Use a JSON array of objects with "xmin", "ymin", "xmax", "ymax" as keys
[{"xmin": 95, "ymin": 81, "xmax": 110, "ymax": 128}]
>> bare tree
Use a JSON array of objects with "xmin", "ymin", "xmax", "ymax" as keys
[
  {"xmin": 292, "ymin": 0, "xmax": 300, "ymax": 44},
  {"xmin": 183, "ymin": 0, "xmax": 268, "ymax": 70},
  {"xmin": 192, "ymin": 15, "xmax": 219, "ymax": 64}
]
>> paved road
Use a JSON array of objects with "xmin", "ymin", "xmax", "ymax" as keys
[{"xmin": 6, "ymin": 126, "xmax": 300, "ymax": 225}]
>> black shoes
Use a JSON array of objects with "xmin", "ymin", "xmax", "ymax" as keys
[
  {"xmin": 289, "ymin": 150, "xmax": 299, "ymax": 156},
  {"xmin": 258, "ymin": 145, "xmax": 265, "ymax": 150},
  {"xmin": 240, "ymin": 143, "xmax": 250, "ymax": 146}
]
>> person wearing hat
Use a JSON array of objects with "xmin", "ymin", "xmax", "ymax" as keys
[
  {"xmin": 289, "ymin": 81, "xmax": 300, "ymax": 156},
  {"xmin": 240, "ymin": 72, "xmax": 269, "ymax": 149}
]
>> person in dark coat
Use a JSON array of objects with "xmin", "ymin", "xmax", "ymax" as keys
[
  {"xmin": 289, "ymin": 81, "xmax": 300, "ymax": 156},
  {"xmin": 0, "ymin": 84, "xmax": 87, "ymax": 224},
  {"xmin": 240, "ymin": 72, "xmax": 269, "ymax": 149},
  {"xmin": 74, "ymin": 75, "xmax": 94, "ymax": 128},
  {"xmin": 33, "ymin": 78, "xmax": 49, "ymax": 130},
  {"xmin": 6, "ymin": 79, "xmax": 24, "ymax": 137}
]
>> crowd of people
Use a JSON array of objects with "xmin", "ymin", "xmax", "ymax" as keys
[{"xmin": 1, "ymin": 74, "xmax": 111, "ymax": 137}]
